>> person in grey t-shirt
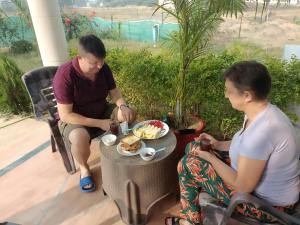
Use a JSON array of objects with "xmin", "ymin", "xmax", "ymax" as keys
[{"xmin": 166, "ymin": 61, "xmax": 300, "ymax": 225}]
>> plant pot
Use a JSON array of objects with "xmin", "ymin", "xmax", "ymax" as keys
[{"xmin": 173, "ymin": 119, "xmax": 205, "ymax": 158}]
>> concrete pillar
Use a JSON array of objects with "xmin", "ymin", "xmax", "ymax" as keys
[{"xmin": 27, "ymin": 0, "xmax": 68, "ymax": 66}]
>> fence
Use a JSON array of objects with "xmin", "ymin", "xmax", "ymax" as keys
[
  {"xmin": 92, "ymin": 17, "xmax": 179, "ymax": 42},
  {"xmin": 0, "ymin": 16, "xmax": 35, "ymax": 48},
  {"xmin": 0, "ymin": 16, "xmax": 179, "ymax": 47}
]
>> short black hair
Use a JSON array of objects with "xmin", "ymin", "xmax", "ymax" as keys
[
  {"xmin": 224, "ymin": 61, "xmax": 271, "ymax": 100},
  {"xmin": 78, "ymin": 34, "xmax": 106, "ymax": 58}
]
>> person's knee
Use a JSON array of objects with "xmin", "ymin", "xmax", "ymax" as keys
[
  {"xmin": 69, "ymin": 128, "xmax": 90, "ymax": 145},
  {"xmin": 177, "ymin": 158, "xmax": 184, "ymax": 174},
  {"xmin": 182, "ymin": 154, "xmax": 208, "ymax": 174},
  {"xmin": 177, "ymin": 156, "xmax": 188, "ymax": 174},
  {"xmin": 185, "ymin": 141, "xmax": 196, "ymax": 155}
]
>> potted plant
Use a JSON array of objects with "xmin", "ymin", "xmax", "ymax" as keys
[{"xmin": 154, "ymin": 0, "xmax": 245, "ymax": 156}]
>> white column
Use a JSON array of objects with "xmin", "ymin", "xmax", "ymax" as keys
[{"xmin": 27, "ymin": 0, "xmax": 68, "ymax": 66}]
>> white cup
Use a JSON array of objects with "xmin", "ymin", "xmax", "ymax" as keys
[{"xmin": 120, "ymin": 121, "xmax": 129, "ymax": 135}]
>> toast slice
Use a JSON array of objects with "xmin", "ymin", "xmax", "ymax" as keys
[{"xmin": 121, "ymin": 135, "xmax": 141, "ymax": 152}]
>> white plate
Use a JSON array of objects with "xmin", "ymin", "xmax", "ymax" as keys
[
  {"xmin": 116, "ymin": 140, "xmax": 146, "ymax": 156},
  {"xmin": 132, "ymin": 120, "xmax": 169, "ymax": 140}
]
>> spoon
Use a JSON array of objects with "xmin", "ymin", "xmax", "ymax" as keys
[{"xmin": 155, "ymin": 147, "xmax": 166, "ymax": 153}]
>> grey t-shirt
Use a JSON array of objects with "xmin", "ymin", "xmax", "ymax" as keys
[{"xmin": 229, "ymin": 103, "xmax": 300, "ymax": 206}]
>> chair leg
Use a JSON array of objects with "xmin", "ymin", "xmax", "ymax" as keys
[
  {"xmin": 50, "ymin": 134, "xmax": 56, "ymax": 152},
  {"xmin": 56, "ymin": 135, "xmax": 76, "ymax": 174},
  {"xmin": 62, "ymin": 140, "xmax": 76, "ymax": 174},
  {"xmin": 48, "ymin": 121, "xmax": 76, "ymax": 174}
]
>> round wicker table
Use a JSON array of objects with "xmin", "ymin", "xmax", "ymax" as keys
[{"xmin": 99, "ymin": 129, "xmax": 178, "ymax": 225}]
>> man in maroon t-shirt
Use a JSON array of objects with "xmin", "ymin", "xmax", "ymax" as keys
[{"xmin": 53, "ymin": 35, "xmax": 136, "ymax": 192}]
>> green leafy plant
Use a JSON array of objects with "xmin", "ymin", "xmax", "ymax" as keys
[
  {"xmin": 220, "ymin": 117, "xmax": 240, "ymax": 140},
  {"xmin": 293, "ymin": 16, "xmax": 300, "ymax": 25},
  {"xmin": 0, "ymin": 55, "xmax": 31, "ymax": 114},
  {"xmin": 154, "ymin": 0, "xmax": 246, "ymax": 127},
  {"xmin": 10, "ymin": 39, "xmax": 33, "ymax": 54},
  {"xmin": 62, "ymin": 12, "xmax": 122, "ymax": 41},
  {"xmin": 62, "ymin": 13, "xmax": 95, "ymax": 40},
  {"xmin": 106, "ymin": 48, "xmax": 177, "ymax": 119},
  {"xmin": 66, "ymin": 45, "xmax": 300, "ymax": 138}
]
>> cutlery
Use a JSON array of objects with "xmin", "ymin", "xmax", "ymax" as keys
[{"xmin": 155, "ymin": 147, "xmax": 166, "ymax": 153}]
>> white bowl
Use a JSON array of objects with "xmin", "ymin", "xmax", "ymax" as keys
[
  {"xmin": 140, "ymin": 147, "xmax": 156, "ymax": 161},
  {"xmin": 101, "ymin": 134, "xmax": 117, "ymax": 146}
]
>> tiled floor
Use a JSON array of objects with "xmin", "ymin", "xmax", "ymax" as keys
[
  {"xmin": 0, "ymin": 118, "xmax": 244, "ymax": 225},
  {"xmin": 0, "ymin": 118, "xmax": 179, "ymax": 225}
]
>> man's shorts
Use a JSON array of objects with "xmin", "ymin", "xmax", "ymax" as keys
[{"xmin": 59, "ymin": 103, "xmax": 118, "ymax": 142}]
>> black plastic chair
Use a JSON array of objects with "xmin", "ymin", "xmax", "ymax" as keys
[{"xmin": 21, "ymin": 66, "xmax": 76, "ymax": 174}]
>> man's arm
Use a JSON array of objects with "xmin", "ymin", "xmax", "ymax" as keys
[
  {"xmin": 57, "ymin": 103, "xmax": 110, "ymax": 130},
  {"xmin": 109, "ymin": 87, "xmax": 136, "ymax": 122},
  {"xmin": 109, "ymin": 87, "xmax": 126, "ymax": 107}
]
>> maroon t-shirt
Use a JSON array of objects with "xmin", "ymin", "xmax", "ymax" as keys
[{"xmin": 53, "ymin": 57, "xmax": 116, "ymax": 119}]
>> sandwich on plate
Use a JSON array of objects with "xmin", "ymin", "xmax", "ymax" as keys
[{"xmin": 120, "ymin": 135, "xmax": 141, "ymax": 153}]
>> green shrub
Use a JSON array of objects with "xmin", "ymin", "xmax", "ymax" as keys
[
  {"xmin": 185, "ymin": 51, "xmax": 242, "ymax": 137},
  {"xmin": 106, "ymin": 48, "xmax": 178, "ymax": 119},
  {"xmin": 0, "ymin": 55, "xmax": 31, "ymax": 114},
  {"xmin": 293, "ymin": 16, "xmax": 300, "ymax": 25},
  {"xmin": 62, "ymin": 13, "xmax": 94, "ymax": 40},
  {"xmin": 10, "ymin": 40, "xmax": 33, "ymax": 54},
  {"xmin": 67, "ymin": 45, "xmax": 300, "ymax": 138},
  {"xmin": 69, "ymin": 46, "xmax": 77, "ymax": 59},
  {"xmin": 177, "ymin": 48, "xmax": 300, "ymax": 137}
]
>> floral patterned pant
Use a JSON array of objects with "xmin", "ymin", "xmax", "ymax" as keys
[{"xmin": 178, "ymin": 141, "xmax": 295, "ymax": 225}]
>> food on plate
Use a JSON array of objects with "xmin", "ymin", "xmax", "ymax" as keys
[
  {"xmin": 120, "ymin": 135, "xmax": 141, "ymax": 152},
  {"xmin": 148, "ymin": 120, "xmax": 164, "ymax": 129},
  {"xmin": 134, "ymin": 124, "xmax": 162, "ymax": 139}
]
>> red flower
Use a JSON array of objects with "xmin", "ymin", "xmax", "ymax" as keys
[{"xmin": 65, "ymin": 18, "xmax": 71, "ymax": 25}]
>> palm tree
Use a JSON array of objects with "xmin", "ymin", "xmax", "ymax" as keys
[{"xmin": 154, "ymin": 0, "xmax": 246, "ymax": 126}]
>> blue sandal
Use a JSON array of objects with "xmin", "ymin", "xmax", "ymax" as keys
[{"xmin": 80, "ymin": 176, "xmax": 96, "ymax": 193}]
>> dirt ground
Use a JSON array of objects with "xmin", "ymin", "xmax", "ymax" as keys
[{"xmin": 74, "ymin": 5, "xmax": 300, "ymax": 56}]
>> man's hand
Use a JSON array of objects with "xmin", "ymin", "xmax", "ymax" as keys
[
  {"xmin": 120, "ymin": 106, "xmax": 135, "ymax": 123},
  {"xmin": 97, "ymin": 119, "xmax": 111, "ymax": 131}
]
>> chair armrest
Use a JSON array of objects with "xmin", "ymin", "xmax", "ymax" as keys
[{"xmin": 220, "ymin": 192, "xmax": 300, "ymax": 225}]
